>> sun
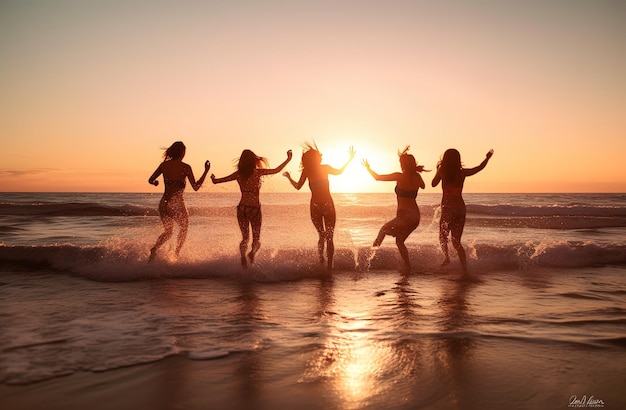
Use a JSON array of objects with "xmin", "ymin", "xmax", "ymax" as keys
[
  {"xmin": 319, "ymin": 142, "xmax": 397, "ymax": 193},
  {"xmin": 330, "ymin": 161, "xmax": 373, "ymax": 193}
]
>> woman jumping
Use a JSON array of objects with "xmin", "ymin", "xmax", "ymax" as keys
[
  {"xmin": 211, "ymin": 149, "xmax": 292, "ymax": 268},
  {"xmin": 363, "ymin": 146, "xmax": 427, "ymax": 272},
  {"xmin": 283, "ymin": 143, "xmax": 355, "ymax": 270},
  {"xmin": 148, "ymin": 141, "xmax": 210, "ymax": 261},
  {"xmin": 431, "ymin": 148, "xmax": 493, "ymax": 274}
]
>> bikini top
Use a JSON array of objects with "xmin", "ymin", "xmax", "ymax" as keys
[
  {"xmin": 238, "ymin": 172, "xmax": 261, "ymax": 195},
  {"xmin": 395, "ymin": 185, "xmax": 418, "ymax": 199}
]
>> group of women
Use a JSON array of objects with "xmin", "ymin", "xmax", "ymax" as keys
[{"xmin": 148, "ymin": 141, "xmax": 493, "ymax": 274}]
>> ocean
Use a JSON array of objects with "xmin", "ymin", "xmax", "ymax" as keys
[{"xmin": 1, "ymin": 192, "xmax": 625, "ymax": 409}]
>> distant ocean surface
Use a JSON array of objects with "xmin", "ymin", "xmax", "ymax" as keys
[{"xmin": 1, "ymin": 192, "xmax": 625, "ymax": 409}]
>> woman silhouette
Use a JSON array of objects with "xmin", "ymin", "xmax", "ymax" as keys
[
  {"xmin": 211, "ymin": 149, "xmax": 292, "ymax": 268},
  {"xmin": 363, "ymin": 147, "xmax": 426, "ymax": 272},
  {"xmin": 148, "ymin": 141, "xmax": 210, "ymax": 261},
  {"xmin": 431, "ymin": 148, "xmax": 493, "ymax": 274},
  {"xmin": 283, "ymin": 143, "xmax": 355, "ymax": 269}
]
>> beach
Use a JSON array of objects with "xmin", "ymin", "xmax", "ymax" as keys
[
  {"xmin": 1, "ymin": 192, "xmax": 625, "ymax": 409},
  {"xmin": 2, "ymin": 268, "xmax": 625, "ymax": 410}
]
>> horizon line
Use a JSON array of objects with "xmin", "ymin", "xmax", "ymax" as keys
[{"xmin": 1, "ymin": 191, "xmax": 625, "ymax": 195}]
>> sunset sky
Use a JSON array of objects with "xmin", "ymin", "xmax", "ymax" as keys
[{"xmin": 1, "ymin": 0, "xmax": 625, "ymax": 193}]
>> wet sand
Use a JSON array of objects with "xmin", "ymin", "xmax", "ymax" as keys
[{"xmin": 2, "ymin": 335, "xmax": 624, "ymax": 410}]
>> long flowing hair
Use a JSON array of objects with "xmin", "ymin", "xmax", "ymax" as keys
[
  {"xmin": 398, "ymin": 146, "xmax": 428, "ymax": 174},
  {"xmin": 237, "ymin": 149, "xmax": 269, "ymax": 180},
  {"xmin": 300, "ymin": 142, "xmax": 322, "ymax": 172},
  {"xmin": 164, "ymin": 141, "xmax": 186, "ymax": 161},
  {"xmin": 438, "ymin": 148, "xmax": 462, "ymax": 182}
]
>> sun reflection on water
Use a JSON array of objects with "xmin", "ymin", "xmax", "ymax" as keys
[
  {"xmin": 337, "ymin": 330, "xmax": 380, "ymax": 405},
  {"xmin": 304, "ymin": 310, "xmax": 393, "ymax": 408}
]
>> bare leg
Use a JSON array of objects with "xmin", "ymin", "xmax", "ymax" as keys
[
  {"xmin": 373, "ymin": 229, "xmax": 386, "ymax": 247},
  {"xmin": 451, "ymin": 224, "xmax": 467, "ymax": 274},
  {"xmin": 174, "ymin": 211, "xmax": 189, "ymax": 257},
  {"xmin": 374, "ymin": 219, "xmax": 394, "ymax": 247},
  {"xmin": 150, "ymin": 216, "xmax": 174, "ymax": 261},
  {"xmin": 325, "ymin": 213, "xmax": 336, "ymax": 270},
  {"xmin": 248, "ymin": 240, "xmax": 261, "ymax": 265},
  {"xmin": 317, "ymin": 233, "xmax": 325, "ymax": 264},
  {"xmin": 239, "ymin": 240, "xmax": 249, "ymax": 268},
  {"xmin": 453, "ymin": 240, "xmax": 467, "ymax": 274},
  {"xmin": 439, "ymin": 218, "xmax": 451, "ymax": 266},
  {"xmin": 237, "ymin": 211, "xmax": 250, "ymax": 269},
  {"xmin": 248, "ymin": 212, "xmax": 262, "ymax": 265},
  {"xmin": 326, "ymin": 230, "xmax": 335, "ymax": 270},
  {"xmin": 396, "ymin": 235, "xmax": 411, "ymax": 273},
  {"xmin": 311, "ymin": 205, "xmax": 326, "ymax": 264},
  {"xmin": 439, "ymin": 233, "xmax": 450, "ymax": 265},
  {"xmin": 311, "ymin": 202, "xmax": 337, "ymax": 270}
]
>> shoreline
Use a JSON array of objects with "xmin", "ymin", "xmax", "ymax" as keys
[{"xmin": 2, "ymin": 260, "xmax": 625, "ymax": 410}]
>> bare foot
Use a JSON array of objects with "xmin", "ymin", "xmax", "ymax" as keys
[
  {"xmin": 247, "ymin": 251, "xmax": 256, "ymax": 265},
  {"xmin": 248, "ymin": 242, "xmax": 260, "ymax": 265}
]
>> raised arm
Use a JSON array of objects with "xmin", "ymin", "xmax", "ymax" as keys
[
  {"xmin": 328, "ymin": 146, "xmax": 356, "ymax": 176},
  {"xmin": 261, "ymin": 150, "xmax": 293, "ymax": 176},
  {"xmin": 431, "ymin": 166, "xmax": 442, "ymax": 187},
  {"xmin": 362, "ymin": 159, "xmax": 401, "ymax": 182},
  {"xmin": 283, "ymin": 170, "xmax": 307, "ymax": 190},
  {"xmin": 463, "ymin": 149, "xmax": 493, "ymax": 177},
  {"xmin": 211, "ymin": 170, "xmax": 238, "ymax": 184},
  {"xmin": 148, "ymin": 163, "xmax": 163, "ymax": 187},
  {"xmin": 187, "ymin": 160, "xmax": 211, "ymax": 191}
]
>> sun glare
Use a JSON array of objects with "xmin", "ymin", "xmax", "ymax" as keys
[
  {"xmin": 321, "ymin": 142, "xmax": 397, "ymax": 193},
  {"xmin": 330, "ymin": 163, "xmax": 374, "ymax": 193}
]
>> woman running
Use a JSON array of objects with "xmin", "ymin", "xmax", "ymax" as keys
[
  {"xmin": 363, "ymin": 146, "xmax": 426, "ymax": 272},
  {"xmin": 283, "ymin": 144, "xmax": 355, "ymax": 269},
  {"xmin": 148, "ymin": 141, "xmax": 210, "ymax": 261},
  {"xmin": 431, "ymin": 148, "xmax": 493, "ymax": 274},
  {"xmin": 211, "ymin": 149, "xmax": 292, "ymax": 268}
]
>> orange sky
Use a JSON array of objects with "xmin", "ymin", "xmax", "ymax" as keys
[{"xmin": 1, "ymin": 1, "xmax": 625, "ymax": 193}]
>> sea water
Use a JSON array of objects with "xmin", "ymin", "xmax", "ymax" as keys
[{"xmin": 1, "ymin": 192, "xmax": 625, "ymax": 408}]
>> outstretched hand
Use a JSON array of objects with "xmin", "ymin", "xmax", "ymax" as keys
[
  {"xmin": 282, "ymin": 171, "xmax": 290, "ymax": 178},
  {"xmin": 348, "ymin": 146, "xmax": 356, "ymax": 160},
  {"xmin": 361, "ymin": 158, "xmax": 371, "ymax": 169}
]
